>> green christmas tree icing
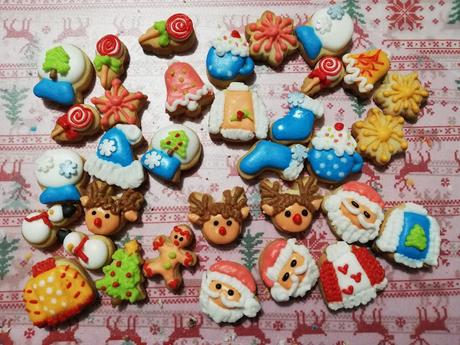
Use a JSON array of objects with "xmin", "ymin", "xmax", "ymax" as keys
[
  {"xmin": 342, "ymin": 0, "xmax": 366, "ymax": 24},
  {"xmin": 404, "ymin": 224, "xmax": 427, "ymax": 251},
  {"xmin": 153, "ymin": 20, "xmax": 170, "ymax": 47},
  {"xmin": 160, "ymin": 130, "xmax": 189, "ymax": 159},
  {"xmin": 0, "ymin": 86, "xmax": 28, "ymax": 125},
  {"xmin": 0, "ymin": 236, "xmax": 20, "ymax": 279},
  {"xmin": 448, "ymin": 0, "xmax": 460, "ymax": 24},
  {"xmin": 42, "ymin": 46, "xmax": 70, "ymax": 78},
  {"xmin": 239, "ymin": 229, "xmax": 264, "ymax": 271}
]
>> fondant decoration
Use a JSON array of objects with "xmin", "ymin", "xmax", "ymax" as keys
[
  {"xmin": 301, "ymin": 56, "xmax": 345, "ymax": 95},
  {"xmin": 51, "ymin": 104, "xmax": 101, "ymax": 143},
  {"xmin": 94, "ymin": 34, "xmax": 129, "ymax": 89}
]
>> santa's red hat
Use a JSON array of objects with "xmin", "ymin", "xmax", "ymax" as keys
[
  {"xmin": 342, "ymin": 181, "xmax": 384, "ymax": 208},
  {"xmin": 259, "ymin": 239, "xmax": 288, "ymax": 288},
  {"xmin": 208, "ymin": 261, "xmax": 256, "ymax": 295}
]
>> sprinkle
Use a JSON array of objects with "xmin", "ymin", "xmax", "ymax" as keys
[
  {"xmin": 39, "ymin": 280, "xmax": 45, "ymax": 287},
  {"xmin": 66, "ymin": 282, "xmax": 72, "ymax": 289},
  {"xmin": 46, "ymin": 287, "xmax": 53, "ymax": 295},
  {"xmin": 74, "ymin": 291, "xmax": 81, "ymax": 299},
  {"xmin": 113, "ymin": 282, "xmax": 120, "ymax": 288}
]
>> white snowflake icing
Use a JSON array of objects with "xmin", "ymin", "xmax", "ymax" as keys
[
  {"xmin": 314, "ymin": 15, "xmax": 332, "ymax": 35},
  {"xmin": 291, "ymin": 144, "xmax": 308, "ymax": 161},
  {"xmin": 98, "ymin": 139, "xmax": 117, "ymax": 157},
  {"xmin": 144, "ymin": 151, "xmax": 162, "ymax": 169},
  {"xmin": 59, "ymin": 160, "xmax": 78, "ymax": 178},
  {"xmin": 36, "ymin": 155, "xmax": 54, "ymax": 173}
]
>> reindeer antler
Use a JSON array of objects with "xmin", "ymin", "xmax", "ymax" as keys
[
  {"xmin": 118, "ymin": 189, "xmax": 144, "ymax": 212},
  {"xmin": 296, "ymin": 176, "xmax": 322, "ymax": 212},
  {"xmin": 188, "ymin": 193, "xmax": 214, "ymax": 225}
]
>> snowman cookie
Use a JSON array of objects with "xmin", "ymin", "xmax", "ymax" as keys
[
  {"xmin": 51, "ymin": 104, "xmax": 101, "ymax": 143},
  {"xmin": 94, "ymin": 34, "xmax": 129, "ymax": 89},
  {"xmin": 301, "ymin": 56, "xmax": 345, "ymax": 96}
]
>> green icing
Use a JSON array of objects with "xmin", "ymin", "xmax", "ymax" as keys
[
  {"xmin": 168, "ymin": 251, "xmax": 177, "ymax": 259},
  {"xmin": 93, "ymin": 54, "xmax": 122, "ymax": 73},
  {"xmin": 404, "ymin": 224, "xmax": 427, "ymax": 251},
  {"xmin": 42, "ymin": 46, "xmax": 71, "ymax": 76},
  {"xmin": 153, "ymin": 20, "xmax": 170, "ymax": 47},
  {"xmin": 160, "ymin": 130, "xmax": 189, "ymax": 159},
  {"xmin": 162, "ymin": 262, "xmax": 172, "ymax": 270}
]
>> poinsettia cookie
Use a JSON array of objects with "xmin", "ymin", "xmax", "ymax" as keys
[
  {"xmin": 33, "ymin": 44, "xmax": 94, "ymax": 106},
  {"xmin": 141, "ymin": 124, "xmax": 202, "ymax": 184},
  {"xmin": 165, "ymin": 61, "xmax": 214, "ymax": 118},
  {"xmin": 51, "ymin": 104, "xmax": 101, "ymax": 143},
  {"xmin": 259, "ymin": 238, "xmax": 319, "ymax": 302},
  {"xmin": 206, "ymin": 30, "xmax": 255, "ymax": 88},
  {"xmin": 245, "ymin": 11, "xmax": 298, "ymax": 68},
  {"xmin": 139, "ymin": 13, "xmax": 196, "ymax": 56},
  {"xmin": 374, "ymin": 203, "xmax": 440, "ymax": 269},
  {"xmin": 200, "ymin": 261, "xmax": 261, "ymax": 323},
  {"xmin": 208, "ymin": 82, "xmax": 268, "ymax": 142},
  {"xmin": 94, "ymin": 34, "xmax": 129, "ymax": 89},
  {"xmin": 301, "ymin": 56, "xmax": 345, "ymax": 96},
  {"xmin": 318, "ymin": 242, "xmax": 387, "ymax": 311}
]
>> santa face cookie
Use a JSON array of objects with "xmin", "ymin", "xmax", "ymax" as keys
[
  {"xmin": 141, "ymin": 124, "xmax": 202, "ymax": 184},
  {"xmin": 51, "ymin": 104, "xmax": 101, "ymax": 143},
  {"xmin": 259, "ymin": 239, "xmax": 319, "ymax": 302},
  {"xmin": 296, "ymin": 5, "xmax": 353, "ymax": 66},
  {"xmin": 188, "ymin": 187, "xmax": 249, "ymax": 245},
  {"xmin": 206, "ymin": 30, "xmax": 254, "ymax": 88},
  {"xmin": 165, "ymin": 61, "xmax": 214, "ymax": 118},
  {"xmin": 318, "ymin": 242, "xmax": 387, "ymax": 311},
  {"xmin": 374, "ymin": 203, "xmax": 440, "ymax": 269},
  {"xmin": 94, "ymin": 34, "xmax": 129, "ymax": 89},
  {"xmin": 260, "ymin": 177, "xmax": 322, "ymax": 233},
  {"xmin": 301, "ymin": 56, "xmax": 345, "ymax": 96},
  {"xmin": 33, "ymin": 44, "xmax": 94, "ymax": 106},
  {"xmin": 270, "ymin": 92, "xmax": 324, "ymax": 145},
  {"xmin": 208, "ymin": 82, "xmax": 268, "ymax": 142},
  {"xmin": 200, "ymin": 261, "xmax": 261, "ymax": 323},
  {"xmin": 322, "ymin": 181, "xmax": 384, "ymax": 244}
]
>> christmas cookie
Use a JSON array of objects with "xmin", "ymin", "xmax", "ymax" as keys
[
  {"xmin": 80, "ymin": 180, "xmax": 144, "ymax": 236},
  {"xmin": 318, "ymin": 241, "xmax": 387, "ymax": 311},
  {"xmin": 259, "ymin": 238, "xmax": 319, "ymax": 302},
  {"xmin": 33, "ymin": 44, "xmax": 94, "ymax": 106},
  {"xmin": 270, "ymin": 92, "xmax": 324, "ymax": 145},
  {"xmin": 91, "ymin": 79, "xmax": 147, "ymax": 130},
  {"xmin": 296, "ymin": 5, "xmax": 353, "ymax": 66},
  {"xmin": 373, "ymin": 72, "xmax": 429, "ymax": 122},
  {"xmin": 23, "ymin": 257, "xmax": 96, "ymax": 327},
  {"xmin": 322, "ymin": 181, "xmax": 384, "ymax": 244},
  {"xmin": 199, "ymin": 261, "xmax": 261, "ymax": 323},
  {"xmin": 343, "ymin": 49, "xmax": 391, "ymax": 98},
  {"xmin": 143, "ymin": 224, "xmax": 198, "ymax": 290},
  {"xmin": 208, "ymin": 82, "xmax": 268, "ymax": 142},
  {"xmin": 141, "ymin": 124, "xmax": 202, "ymax": 184},
  {"xmin": 374, "ymin": 203, "xmax": 440, "ymax": 269},
  {"xmin": 165, "ymin": 61, "xmax": 214, "ymax": 118},
  {"xmin": 94, "ymin": 34, "xmax": 129, "ymax": 89},
  {"xmin": 352, "ymin": 108, "xmax": 408, "ymax": 166},
  {"xmin": 301, "ymin": 56, "xmax": 345, "ymax": 96},
  {"xmin": 206, "ymin": 30, "xmax": 254, "ymax": 88},
  {"xmin": 51, "ymin": 104, "xmax": 101, "ymax": 143},
  {"xmin": 260, "ymin": 176, "xmax": 322, "ymax": 234},
  {"xmin": 307, "ymin": 123, "xmax": 363, "ymax": 184},
  {"xmin": 84, "ymin": 124, "xmax": 145, "ymax": 189},
  {"xmin": 238, "ymin": 140, "xmax": 308, "ymax": 181},
  {"xmin": 139, "ymin": 13, "xmax": 196, "ymax": 56},
  {"xmin": 96, "ymin": 240, "xmax": 146, "ymax": 305},
  {"xmin": 245, "ymin": 11, "xmax": 298, "ymax": 68},
  {"xmin": 188, "ymin": 187, "xmax": 249, "ymax": 245}
]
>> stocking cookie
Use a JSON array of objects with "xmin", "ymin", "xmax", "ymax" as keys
[
  {"xmin": 301, "ymin": 56, "xmax": 345, "ymax": 96},
  {"xmin": 188, "ymin": 187, "xmax": 249, "ymax": 245},
  {"xmin": 143, "ymin": 224, "xmax": 198, "ymax": 290},
  {"xmin": 94, "ymin": 34, "xmax": 129, "ymax": 89},
  {"xmin": 51, "ymin": 104, "xmax": 101, "ymax": 143},
  {"xmin": 199, "ymin": 261, "xmax": 261, "ymax": 323}
]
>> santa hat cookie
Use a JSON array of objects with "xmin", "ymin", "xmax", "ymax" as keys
[
  {"xmin": 318, "ymin": 242, "xmax": 387, "ymax": 311},
  {"xmin": 259, "ymin": 238, "xmax": 319, "ymax": 302}
]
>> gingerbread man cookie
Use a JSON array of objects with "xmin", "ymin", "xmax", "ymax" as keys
[
  {"xmin": 51, "ymin": 104, "xmax": 101, "ymax": 143},
  {"xmin": 94, "ymin": 34, "xmax": 129, "ymax": 89}
]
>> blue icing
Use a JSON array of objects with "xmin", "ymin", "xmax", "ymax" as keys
[
  {"xmin": 239, "ymin": 140, "xmax": 292, "ymax": 175},
  {"xmin": 295, "ymin": 26, "xmax": 322, "ymax": 60},
  {"xmin": 271, "ymin": 106, "xmax": 315, "ymax": 142},
  {"xmin": 141, "ymin": 148, "xmax": 181, "ymax": 182},
  {"xmin": 33, "ymin": 78, "xmax": 75, "ymax": 106},
  {"xmin": 206, "ymin": 47, "xmax": 254, "ymax": 81},
  {"xmin": 396, "ymin": 212, "xmax": 431, "ymax": 260},
  {"xmin": 39, "ymin": 185, "xmax": 80, "ymax": 204},
  {"xmin": 97, "ymin": 127, "xmax": 133, "ymax": 167}
]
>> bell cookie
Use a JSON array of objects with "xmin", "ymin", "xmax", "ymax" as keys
[
  {"xmin": 301, "ymin": 56, "xmax": 345, "ymax": 96},
  {"xmin": 51, "ymin": 104, "xmax": 101, "ymax": 143},
  {"xmin": 94, "ymin": 34, "xmax": 129, "ymax": 89}
]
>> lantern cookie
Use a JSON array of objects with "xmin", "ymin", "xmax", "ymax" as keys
[
  {"xmin": 188, "ymin": 187, "xmax": 249, "ymax": 245},
  {"xmin": 33, "ymin": 44, "xmax": 94, "ymax": 106},
  {"xmin": 94, "ymin": 34, "xmax": 129, "ymax": 89},
  {"xmin": 96, "ymin": 240, "xmax": 146, "ymax": 305},
  {"xmin": 51, "ymin": 104, "xmax": 101, "ymax": 143},
  {"xmin": 259, "ymin": 238, "xmax": 319, "ymax": 302},
  {"xmin": 84, "ymin": 124, "xmax": 145, "ymax": 189},
  {"xmin": 143, "ymin": 224, "xmax": 198, "ymax": 290},
  {"xmin": 139, "ymin": 13, "xmax": 196, "ymax": 56},
  {"xmin": 322, "ymin": 181, "xmax": 384, "ymax": 244},
  {"xmin": 80, "ymin": 180, "xmax": 144, "ymax": 236},
  {"xmin": 374, "ymin": 203, "xmax": 440, "ymax": 269},
  {"xmin": 141, "ymin": 124, "xmax": 202, "ymax": 184},
  {"xmin": 301, "ymin": 56, "xmax": 345, "ymax": 96},
  {"xmin": 260, "ymin": 176, "xmax": 322, "ymax": 234},
  {"xmin": 318, "ymin": 241, "xmax": 387, "ymax": 311},
  {"xmin": 206, "ymin": 30, "xmax": 254, "ymax": 88},
  {"xmin": 23, "ymin": 257, "xmax": 96, "ymax": 327},
  {"xmin": 270, "ymin": 92, "xmax": 324, "ymax": 145},
  {"xmin": 208, "ymin": 82, "xmax": 268, "ymax": 142},
  {"xmin": 199, "ymin": 261, "xmax": 261, "ymax": 323},
  {"xmin": 245, "ymin": 11, "xmax": 298, "ymax": 68}
]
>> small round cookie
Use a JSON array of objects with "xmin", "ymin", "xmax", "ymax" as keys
[
  {"xmin": 51, "ymin": 104, "xmax": 101, "ymax": 143},
  {"xmin": 301, "ymin": 56, "xmax": 345, "ymax": 96},
  {"xmin": 94, "ymin": 34, "xmax": 129, "ymax": 89}
]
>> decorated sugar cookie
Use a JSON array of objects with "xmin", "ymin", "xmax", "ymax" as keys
[
  {"xmin": 259, "ymin": 238, "xmax": 319, "ymax": 302},
  {"xmin": 245, "ymin": 11, "xmax": 298, "ymax": 68},
  {"xmin": 301, "ymin": 56, "xmax": 345, "ymax": 96},
  {"xmin": 270, "ymin": 92, "xmax": 324, "ymax": 145},
  {"xmin": 260, "ymin": 176, "xmax": 322, "ymax": 234},
  {"xmin": 188, "ymin": 187, "xmax": 249, "ymax": 245},
  {"xmin": 200, "ymin": 261, "xmax": 261, "ymax": 323},
  {"xmin": 141, "ymin": 124, "xmax": 202, "ymax": 184},
  {"xmin": 318, "ymin": 242, "xmax": 387, "ymax": 311},
  {"xmin": 84, "ymin": 124, "xmax": 145, "ymax": 189},
  {"xmin": 51, "ymin": 104, "xmax": 101, "ymax": 143},
  {"xmin": 94, "ymin": 34, "xmax": 129, "ymax": 89},
  {"xmin": 296, "ymin": 5, "xmax": 353, "ymax": 66},
  {"xmin": 143, "ymin": 224, "xmax": 198, "ymax": 290},
  {"xmin": 206, "ymin": 30, "xmax": 255, "ymax": 88},
  {"xmin": 374, "ymin": 203, "xmax": 440, "ymax": 268},
  {"xmin": 33, "ymin": 44, "xmax": 94, "ymax": 106},
  {"xmin": 208, "ymin": 82, "xmax": 268, "ymax": 142},
  {"xmin": 322, "ymin": 181, "xmax": 384, "ymax": 244},
  {"xmin": 23, "ymin": 257, "xmax": 96, "ymax": 327}
]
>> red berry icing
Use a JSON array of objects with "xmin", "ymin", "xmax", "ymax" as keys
[
  {"xmin": 96, "ymin": 34, "xmax": 121, "ymax": 56},
  {"xmin": 334, "ymin": 122, "xmax": 345, "ymax": 131},
  {"xmin": 231, "ymin": 30, "xmax": 241, "ymax": 38},
  {"xmin": 166, "ymin": 13, "xmax": 193, "ymax": 41}
]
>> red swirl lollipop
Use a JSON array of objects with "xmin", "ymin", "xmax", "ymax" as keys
[
  {"xmin": 67, "ymin": 105, "xmax": 94, "ymax": 131},
  {"xmin": 96, "ymin": 34, "xmax": 122, "ymax": 56},
  {"xmin": 166, "ymin": 14, "xmax": 193, "ymax": 42}
]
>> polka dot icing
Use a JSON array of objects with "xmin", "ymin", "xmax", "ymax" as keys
[{"xmin": 311, "ymin": 122, "xmax": 357, "ymax": 157}]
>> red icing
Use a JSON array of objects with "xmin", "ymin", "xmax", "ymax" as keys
[
  {"xmin": 165, "ymin": 62, "xmax": 207, "ymax": 108},
  {"xmin": 353, "ymin": 49, "xmax": 385, "ymax": 78},
  {"xmin": 259, "ymin": 239, "xmax": 287, "ymax": 288},
  {"xmin": 292, "ymin": 213, "xmax": 302, "ymax": 225},
  {"xmin": 351, "ymin": 245, "xmax": 385, "ymax": 286},
  {"xmin": 183, "ymin": 252, "xmax": 193, "ymax": 267},
  {"xmin": 218, "ymin": 226, "xmax": 227, "ymax": 236},
  {"xmin": 73, "ymin": 235, "xmax": 90, "ymax": 264},
  {"xmin": 153, "ymin": 236, "xmax": 165, "ymax": 250},
  {"xmin": 342, "ymin": 286, "xmax": 354, "ymax": 295},
  {"xmin": 337, "ymin": 264, "xmax": 348, "ymax": 275},
  {"xmin": 32, "ymin": 258, "xmax": 56, "ymax": 277},
  {"xmin": 24, "ymin": 211, "xmax": 52, "ymax": 229},
  {"xmin": 96, "ymin": 34, "xmax": 122, "ymax": 56},
  {"xmin": 350, "ymin": 272, "xmax": 362, "ymax": 283},
  {"xmin": 173, "ymin": 225, "xmax": 191, "ymax": 239},
  {"xmin": 307, "ymin": 56, "xmax": 343, "ymax": 89},
  {"xmin": 166, "ymin": 13, "xmax": 193, "ymax": 41},
  {"xmin": 210, "ymin": 260, "xmax": 256, "ymax": 293},
  {"xmin": 342, "ymin": 181, "xmax": 385, "ymax": 208},
  {"xmin": 334, "ymin": 122, "xmax": 344, "ymax": 131},
  {"xmin": 319, "ymin": 260, "xmax": 342, "ymax": 304},
  {"xmin": 231, "ymin": 30, "xmax": 241, "ymax": 38}
]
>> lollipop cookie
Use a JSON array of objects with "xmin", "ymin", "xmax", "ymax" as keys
[
  {"xmin": 301, "ymin": 56, "xmax": 345, "ymax": 96},
  {"xmin": 94, "ymin": 34, "xmax": 129, "ymax": 89},
  {"xmin": 51, "ymin": 104, "xmax": 101, "ymax": 143}
]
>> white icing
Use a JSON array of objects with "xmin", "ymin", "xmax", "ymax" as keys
[
  {"xmin": 98, "ymin": 139, "xmax": 117, "ymax": 157},
  {"xmin": 281, "ymin": 145, "xmax": 308, "ymax": 181},
  {"xmin": 343, "ymin": 53, "xmax": 374, "ymax": 93},
  {"xmin": 63, "ymin": 231, "xmax": 111, "ymax": 270},
  {"xmin": 287, "ymin": 92, "xmax": 324, "ymax": 118},
  {"xmin": 38, "ymin": 44, "xmax": 86, "ymax": 84},
  {"xmin": 143, "ymin": 151, "xmax": 162, "ymax": 169},
  {"xmin": 22, "ymin": 212, "xmax": 51, "ymax": 244},
  {"xmin": 312, "ymin": 6, "xmax": 353, "ymax": 52},
  {"xmin": 47, "ymin": 205, "xmax": 64, "ymax": 223},
  {"xmin": 211, "ymin": 32, "xmax": 249, "ymax": 57},
  {"xmin": 115, "ymin": 124, "xmax": 142, "ymax": 145},
  {"xmin": 311, "ymin": 125, "xmax": 357, "ymax": 156},
  {"xmin": 220, "ymin": 129, "xmax": 255, "ymax": 141},
  {"xmin": 165, "ymin": 83, "xmax": 214, "ymax": 112},
  {"xmin": 35, "ymin": 149, "xmax": 84, "ymax": 188}
]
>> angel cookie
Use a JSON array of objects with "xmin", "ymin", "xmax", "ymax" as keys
[
  {"xmin": 301, "ymin": 56, "xmax": 345, "ymax": 96},
  {"xmin": 94, "ymin": 34, "xmax": 129, "ymax": 89},
  {"xmin": 51, "ymin": 104, "xmax": 101, "ymax": 143}
]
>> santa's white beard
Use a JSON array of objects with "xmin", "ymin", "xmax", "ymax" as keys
[{"xmin": 269, "ymin": 265, "xmax": 313, "ymax": 302}]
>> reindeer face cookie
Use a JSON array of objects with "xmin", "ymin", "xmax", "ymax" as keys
[{"xmin": 188, "ymin": 187, "xmax": 249, "ymax": 245}]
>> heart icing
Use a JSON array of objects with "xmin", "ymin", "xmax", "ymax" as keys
[
  {"xmin": 350, "ymin": 272, "xmax": 362, "ymax": 283},
  {"xmin": 342, "ymin": 285, "xmax": 354, "ymax": 295},
  {"xmin": 337, "ymin": 264, "xmax": 349, "ymax": 275}
]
